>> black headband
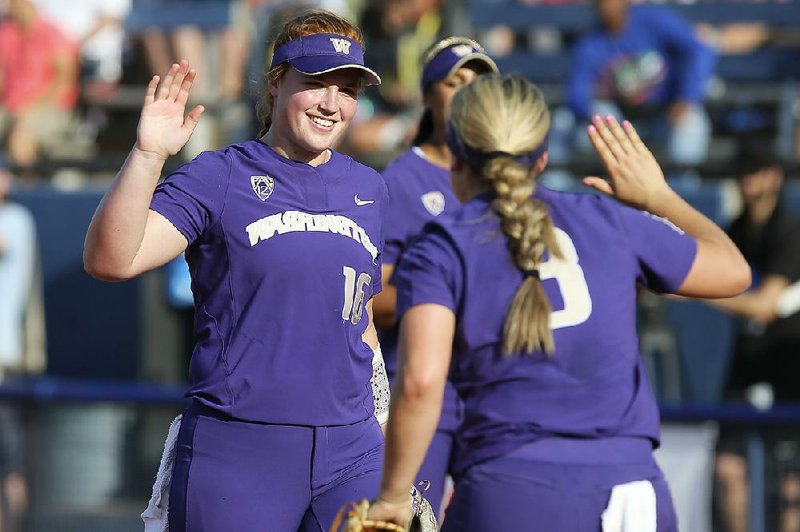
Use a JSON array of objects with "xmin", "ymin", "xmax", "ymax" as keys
[{"xmin": 445, "ymin": 122, "xmax": 547, "ymax": 172}]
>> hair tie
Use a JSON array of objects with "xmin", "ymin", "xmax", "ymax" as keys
[{"xmin": 523, "ymin": 269, "xmax": 540, "ymax": 280}]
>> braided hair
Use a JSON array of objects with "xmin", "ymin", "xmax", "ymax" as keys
[{"xmin": 449, "ymin": 73, "xmax": 561, "ymax": 355}]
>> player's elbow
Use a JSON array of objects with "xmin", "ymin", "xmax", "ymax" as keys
[
  {"xmin": 83, "ymin": 253, "xmax": 134, "ymax": 282},
  {"xmin": 704, "ymin": 258, "xmax": 751, "ymax": 298},
  {"xmin": 398, "ymin": 362, "xmax": 444, "ymax": 403},
  {"xmin": 682, "ymin": 243, "xmax": 752, "ymax": 298},
  {"xmin": 726, "ymin": 257, "xmax": 752, "ymax": 296}
]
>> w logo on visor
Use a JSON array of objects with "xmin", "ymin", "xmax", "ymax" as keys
[
  {"xmin": 330, "ymin": 38, "xmax": 352, "ymax": 54},
  {"xmin": 450, "ymin": 44, "xmax": 474, "ymax": 57}
]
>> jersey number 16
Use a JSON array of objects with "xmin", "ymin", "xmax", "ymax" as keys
[{"xmin": 341, "ymin": 266, "xmax": 372, "ymax": 325}]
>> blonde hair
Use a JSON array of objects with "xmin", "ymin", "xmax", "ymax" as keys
[
  {"xmin": 450, "ymin": 73, "xmax": 561, "ymax": 355},
  {"xmin": 256, "ymin": 10, "xmax": 365, "ymax": 137}
]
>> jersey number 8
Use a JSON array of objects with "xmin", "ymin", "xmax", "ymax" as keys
[{"xmin": 540, "ymin": 228, "xmax": 593, "ymax": 329}]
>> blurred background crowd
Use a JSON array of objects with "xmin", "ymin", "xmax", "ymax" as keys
[{"xmin": 0, "ymin": 0, "xmax": 799, "ymax": 530}]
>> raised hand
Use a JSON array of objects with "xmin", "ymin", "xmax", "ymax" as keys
[
  {"xmin": 135, "ymin": 60, "xmax": 205, "ymax": 161},
  {"xmin": 583, "ymin": 115, "xmax": 673, "ymax": 212}
]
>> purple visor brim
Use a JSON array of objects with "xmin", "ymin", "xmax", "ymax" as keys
[
  {"xmin": 270, "ymin": 33, "xmax": 381, "ymax": 86},
  {"xmin": 422, "ymin": 45, "xmax": 498, "ymax": 89}
]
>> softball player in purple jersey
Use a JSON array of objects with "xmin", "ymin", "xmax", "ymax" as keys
[
  {"xmin": 367, "ymin": 73, "xmax": 750, "ymax": 531},
  {"xmin": 85, "ymin": 11, "xmax": 393, "ymax": 532},
  {"xmin": 372, "ymin": 36, "xmax": 497, "ymax": 518}
]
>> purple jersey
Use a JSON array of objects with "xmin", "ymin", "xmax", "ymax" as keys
[
  {"xmin": 380, "ymin": 147, "xmax": 462, "ymax": 430},
  {"xmin": 380, "ymin": 149, "xmax": 456, "ymax": 365},
  {"xmin": 150, "ymin": 140, "xmax": 387, "ymax": 426},
  {"xmin": 382, "ymin": 148, "xmax": 457, "ymax": 266},
  {"xmin": 394, "ymin": 187, "xmax": 697, "ymax": 477}
]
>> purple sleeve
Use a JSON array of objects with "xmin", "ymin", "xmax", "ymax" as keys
[
  {"xmin": 394, "ymin": 224, "xmax": 463, "ymax": 319},
  {"xmin": 381, "ymin": 170, "xmax": 414, "ymax": 266},
  {"xmin": 149, "ymin": 150, "xmax": 231, "ymax": 244},
  {"xmin": 617, "ymin": 204, "xmax": 698, "ymax": 293}
]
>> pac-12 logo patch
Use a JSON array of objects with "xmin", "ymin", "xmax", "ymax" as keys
[
  {"xmin": 421, "ymin": 191, "xmax": 445, "ymax": 216},
  {"xmin": 251, "ymin": 175, "xmax": 274, "ymax": 201}
]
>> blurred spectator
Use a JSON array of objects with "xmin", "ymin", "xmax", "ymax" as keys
[
  {"xmin": 33, "ymin": 0, "xmax": 131, "ymax": 84},
  {"xmin": 362, "ymin": 0, "xmax": 441, "ymax": 111},
  {"xmin": 0, "ymin": 156, "xmax": 39, "ymax": 532},
  {"xmin": 0, "ymin": 160, "xmax": 39, "ymax": 375},
  {"xmin": 708, "ymin": 142, "xmax": 800, "ymax": 532},
  {"xmin": 565, "ymin": 0, "xmax": 715, "ymax": 165},
  {"xmin": 0, "ymin": 0, "xmax": 79, "ymax": 175}
]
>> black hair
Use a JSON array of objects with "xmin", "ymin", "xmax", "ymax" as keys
[{"xmin": 735, "ymin": 140, "xmax": 781, "ymax": 177}]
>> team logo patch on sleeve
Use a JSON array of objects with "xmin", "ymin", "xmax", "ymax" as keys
[
  {"xmin": 251, "ymin": 175, "xmax": 275, "ymax": 201},
  {"xmin": 421, "ymin": 191, "xmax": 445, "ymax": 216}
]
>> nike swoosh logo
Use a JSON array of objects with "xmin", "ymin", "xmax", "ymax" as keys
[{"xmin": 354, "ymin": 194, "xmax": 374, "ymax": 206}]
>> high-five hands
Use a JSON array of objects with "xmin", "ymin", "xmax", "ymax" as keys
[
  {"xmin": 135, "ymin": 60, "xmax": 205, "ymax": 161},
  {"xmin": 583, "ymin": 114, "xmax": 673, "ymax": 212}
]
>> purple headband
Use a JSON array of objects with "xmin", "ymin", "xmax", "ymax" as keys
[
  {"xmin": 421, "ymin": 41, "xmax": 498, "ymax": 90},
  {"xmin": 445, "ymin": 122, "xmax": 548, "ymax": 171},
  {"xmin": 270, "ymin": 33, "xmax": 381, "ymax": 85}
]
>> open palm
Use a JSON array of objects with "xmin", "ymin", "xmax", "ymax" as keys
[
  {"xmin": 136, "ymin": 60, "xmax": 205, "ymax": 160},
  {"xmin": 583, "ymin": 115, "xmax": 672, "ymax": 212}
]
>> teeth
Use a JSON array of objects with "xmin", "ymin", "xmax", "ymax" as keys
[{"xmin": 311, "ymin": 117, "xmax": 334, "ymax": 127}]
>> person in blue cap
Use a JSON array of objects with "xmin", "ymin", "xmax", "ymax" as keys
[
  {"xmin": 367, "ymin": 73, "xmax": 750, "ymax": 530},
  {"xmin": 372, "ymin": 35, "xmax": 498, "ymax": 520},
  {"xmin": 85, "ymin": 10, "xmax": 392, "ymax": 531}
]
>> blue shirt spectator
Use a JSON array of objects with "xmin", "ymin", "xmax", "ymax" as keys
[
  {"xmin": 567, "ymin": 1, "xmax": 715, "ymax": 165},
  {"xmin": 569, "ymin": 3, "xmax": 714, "ymax": 121}
]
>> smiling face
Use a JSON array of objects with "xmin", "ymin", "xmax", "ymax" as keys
[{"xmin": 268, "ymin": 67, "xmax": 361, "ymax": 165}]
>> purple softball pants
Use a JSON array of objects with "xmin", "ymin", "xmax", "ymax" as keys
[
  {"xmin": 443, "ymin": 438, "xmax": 678, "ymax": 532},
  {"xmin": 167, "ymin": 401, "xmax": 383, "ymax": 531}
]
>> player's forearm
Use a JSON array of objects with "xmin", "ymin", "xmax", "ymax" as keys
[
  {"xmin": 84, "ymin": 148, "xmax": 166, "ymax": 280},
  {"xmin": 379, "ymin": 372, "xmax": 444, "ymax": 502},
  {"xmin": 705, "ymin": 293, "xmax": 769, "ymax": 320}
]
